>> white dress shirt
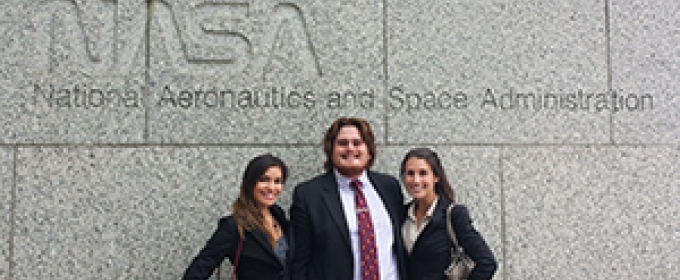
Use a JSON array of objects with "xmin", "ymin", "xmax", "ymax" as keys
[
  {"xmin": 402, "ymin": 196, "xmax": 439, "ymax": 253},
  {"xmin": 335, "ymin": 169, "xmax": 399, "ymax": 280}
]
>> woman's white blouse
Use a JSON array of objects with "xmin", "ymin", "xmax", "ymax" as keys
[{"xmin": 402, "ymin": 196, "xmax": 439, "ymax": 253}]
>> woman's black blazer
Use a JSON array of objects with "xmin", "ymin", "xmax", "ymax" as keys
[
  {"xmin": 182, "ymin": 204, "xmax": 290, "ymax": 280},
  {"xmin": 404, "ymin": 198, "xmax": 497, "ymax": 280}
]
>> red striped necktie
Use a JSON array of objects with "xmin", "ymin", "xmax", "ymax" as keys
[{"xmin": 350, "ymin": 180, "xmax": 380, "ymax": 280}]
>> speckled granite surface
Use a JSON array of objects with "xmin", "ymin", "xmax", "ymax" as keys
[{"xmin": 1, "ymin": 0, "xmax": 678, "ymax": 279}]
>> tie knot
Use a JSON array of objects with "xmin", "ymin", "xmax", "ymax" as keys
[{"xmin": 350, "ymin": 180, "xmax": 362, "ymax": 189}]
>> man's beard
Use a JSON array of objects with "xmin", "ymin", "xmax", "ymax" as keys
[{"xmin": 335, "ymin": 165, "xmax": 366, "ymax": 178}]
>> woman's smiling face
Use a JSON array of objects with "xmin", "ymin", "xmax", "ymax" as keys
[
  {"xmin": 253, "ymin": 166, "xmax": 284, "ymax": 209},
  {"xmin": 402, "ymin": 157, "xmax": 439, "ymax": 202}
]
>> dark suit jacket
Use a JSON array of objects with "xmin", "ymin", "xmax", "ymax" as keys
[
  {"xmin": 289, "ymin": 171, "xmax": 407, "ymax": 280},
  {"xmin": 405, "ymin": 198, "xmax": 497, "ymax": 280},
  {"xmin": 182, "ymin": 205, "xmax": 290, "ymax": 280}
]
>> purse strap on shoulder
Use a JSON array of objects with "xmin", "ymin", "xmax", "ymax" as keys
[
  {"xmin": 216, "ymin": 237, "xmax": 244, "ymax": 280},
  {"xmin": 230, "ymin": 238, "xmax": 244, "ymax": 280},
  {"xmin": 446, "ymin": 204, "xmax": 462, "ymax": 248}
]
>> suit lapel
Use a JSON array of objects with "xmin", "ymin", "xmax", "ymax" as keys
[
  {"xmin": 320, "ymin": 173, "xmax": 352, "ymax": 247},
  {"xmin": 410, "ymin": 197, "xmax": 448, "ymax": 255},
  {"xmin": 251, "ymin": 229, "xmax": 283, "ymax": 265},
  {"xmin": 251, "ymin": 206, "xmax": 290, "ymax": 265}
]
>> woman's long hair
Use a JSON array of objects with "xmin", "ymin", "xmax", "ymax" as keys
[
  {"xmin": 231, "ymin": 154, "xmax": 288, "ymax": 239},
  {"xmin": 399, "ymin": 148, "xmax": 456, "ymax": 203}
]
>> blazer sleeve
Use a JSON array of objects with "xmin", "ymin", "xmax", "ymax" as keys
[
  {"xmin": 450, "ymin": 205, "xmax": 498, "ymax": 280},
  {"xmin": 182, "ymin": 217, "xmax": 238, "ymax": 280},
  {"xmin": 289, "ymin": 185, "xmax": 310, "ymax": 280}
]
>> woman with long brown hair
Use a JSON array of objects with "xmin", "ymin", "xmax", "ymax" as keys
[
  {"xmin": 400, "ymin": 148, "xmax": 497, "ymax": 280},
  {"xmin": 183, "ymin": 154, "xmax": 290, "ymax": 280}
]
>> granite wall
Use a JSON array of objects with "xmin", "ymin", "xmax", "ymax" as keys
[{"xmin": 1, "ymin": 0, "xmax": 678, "ymax": 279}]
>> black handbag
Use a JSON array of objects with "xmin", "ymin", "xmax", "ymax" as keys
[{"xmin": 444, "ymin": 204, "xmax": 475, "ymax": 280}]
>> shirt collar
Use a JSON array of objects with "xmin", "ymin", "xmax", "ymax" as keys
[
  {"xmin": 407, "ymin": 196, "xmax": 440, "ymax": 221},
  {"xmin": 333, "ymin": 169, "xmax": 369, "ymax": 190}
]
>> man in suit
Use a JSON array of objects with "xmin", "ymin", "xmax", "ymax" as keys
[{"xmin": 290, "ymin": 117, "xmax": 406, "ymax": 280}]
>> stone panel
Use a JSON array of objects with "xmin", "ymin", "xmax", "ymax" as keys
[
  {"xmin": 15, "ymin": 147, "xmax": 322, "ymax": 280},
  {"xmin": 378, "ymin": 146, "xmax": 502, "ymax": 279},
  {"xmin": 148, "ymin": 0, "xmax": 385, "ymax": 143},
  {"xmin": 611, "ymin": 1, "xmax": 680, "ymax": 144},
  {"xmin": 387, "ymin": 0, "xmax": 609, "ymax": 144},
  {"xmin": 1, "ymin": 0, "xmax": 146, "ymax": 143},
  {"xmin": 0, "ymin": 148, "xmax": 12, "ymax": 280},
  {"xmin": 503, "ymin": 147, "xmax": 680, "ymax": 279}
]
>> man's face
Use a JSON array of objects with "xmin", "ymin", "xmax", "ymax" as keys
[{"xmin": 332, "ymin": 125, "xmax": 371, "ymax": 177}]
